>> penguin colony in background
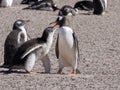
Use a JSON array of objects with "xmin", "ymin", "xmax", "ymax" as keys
[{"xmin": 1, "ymin": 0, "xmax": 107, "ymax": 75}]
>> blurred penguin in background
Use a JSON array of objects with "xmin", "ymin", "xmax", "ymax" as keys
[{"xmin": 0, "ymin": 0, "xmax": 13, "ymax": 7}]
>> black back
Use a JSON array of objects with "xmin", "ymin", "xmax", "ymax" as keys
[
  {"xmin": 74, "ymin": 1, "xmax": 93, "ymax": 11},
  {"xmin": 93, "ymin": 0, "xmax": 104, "ymax": 15}
]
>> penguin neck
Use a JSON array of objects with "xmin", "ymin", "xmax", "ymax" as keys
[
  {"xmin": 41, "ymin": 31, "xmax": 55, "ymax": 48},
  {"xmin": 59, "ymin": 17, "xmax": 69, "ymax": 27}
]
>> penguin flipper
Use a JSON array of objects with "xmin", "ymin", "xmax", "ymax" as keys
[
  {"xmin": 55, "ymin": 34, "xmax": 59, "ymax": 58},
  {"xmin": 21, "ymin": 44, "xmax": 43, "ymax": 59},
  {"xmin": 73, "ymin": 32, "xmax": 79, "ymax": 58}
]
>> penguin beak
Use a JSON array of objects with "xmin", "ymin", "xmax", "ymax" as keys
[
  {"xmin": 24, "ymin": 20, "xmax": 30, "ymax": 24},
  {"xmin": 50, "ymin": 21, "xmax": 59, "ymax": 28}
]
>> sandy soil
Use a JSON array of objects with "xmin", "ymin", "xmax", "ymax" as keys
[{"xmin": 0, "ymin": 0, "xmax": 120, "ymax": 90}]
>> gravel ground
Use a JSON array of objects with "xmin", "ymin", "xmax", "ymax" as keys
[{"xmin": 0, "ymin": 0, "xmax": 120, "ymax": 90}]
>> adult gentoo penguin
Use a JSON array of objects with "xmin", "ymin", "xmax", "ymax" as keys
[
  {"xmin": 50, "ymin": 16, "xmax": 79, "ymax": 75},
  {"xmin": 21, "ymin": 0, "xmax": 38, "ymax": 4},
  {"xmin": 8, "ymin": 26, "xmax": 56, "ymax": 74},
  {"xmin": 0, "ymin": 0, "xmax": 13, "ymax": 7},
  {"xmin": 3, "ymin": 20, "xmax": 29, "ymax": 68},
  {"xmin": 23, "ymin": 0, "xmax": 60, "ymax": 11},
  {"xmin": 58, "ymin": 5, "xmax": 78, "ymax": 16},
  {"xmin": 74, "ymin": 0, "xmax": 93, "ymax": 11},
  {"xmin": 93, "ymin": 0, "xmax": 107, "ymax": 15}
]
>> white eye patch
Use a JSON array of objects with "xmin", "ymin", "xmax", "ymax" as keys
[{"xmin": 17, "ymin": 21, "xmax": 22, "ymax": 24}]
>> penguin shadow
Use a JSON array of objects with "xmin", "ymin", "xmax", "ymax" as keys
[{"xmin": 0, "ymin": 70, "xmax": 28, "ymax": 74}]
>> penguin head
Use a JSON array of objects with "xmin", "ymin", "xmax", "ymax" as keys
[
  {"xmin": 58, "ymin": 5, "xmax": 77, "ymax": 16},
  {"xmin": 41, "ymin": 26, "xmax": 56, "ymax": 42},
  {"xmin": 50, "ymin": 16, "xmax": 67, "ymax": 27},
  {"xmin": 52, "ymin": 4, "xmax": 60, "ymax": 11},
  {"xmin": 13, "ymin": 19, "xmax": 30, "ymax": 31}
]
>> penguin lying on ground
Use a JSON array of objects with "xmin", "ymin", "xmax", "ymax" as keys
[
  {"xmin": 50, "ymin": 16, "xmax": 80, "ymax": 75},
  {"xmin": 0, "ymin": 0, "xmax": 13, "ymax": 7},
  {"xmin": 3, "ymin": 20, "xmax": 30, "ymax": 68},
  {"xmin": 23, "ymin": 0, "xmax": 60, "ymax": 11},
  {"xmin": 74, "ymin": 0, "xmax": 107, "ymax": 15},
  {"xmin": 8, "ymin": 26, "xmax": 56, "ymax": 74},
  {"xmin": 74, "ymin": 0, "xmax": 93, "ymax": 11},
  {"xmin": 93, "ymin": 0, "xmax": 107, "ymax": 15},
  {"xmin": 21, "ymin": 0, "xmax": 38, "ymax": 4},
  {"xmin": 58, "ymin": 5, "xmax": 78, "ymax": 16}
]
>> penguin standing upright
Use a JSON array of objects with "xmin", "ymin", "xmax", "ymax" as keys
[
  {"xmin": 93, "ymin": 0, "xmax": 107, "ymax": 15},
  {"xmin": 50, "ymin": 16, "xmax": 79, "ymax": 75},
  {"xmin": 0, "ymin": 0, "xmax": 13, "ymax": 7},
  {"xmin": 3, "ymin": 20, "xmax": 29, "ymax": 67},
  {"xmin": 8, "ymin": 26, "xmax": 56, "ymax": 74}
]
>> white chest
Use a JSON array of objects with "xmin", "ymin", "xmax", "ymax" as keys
[
  {"xmin": 1, "ymin": 0, "xmax": 13, "ymax": 7},
  {"xmin": 59, "ymin": 26, "xmax": 74, "ymax": 48}
]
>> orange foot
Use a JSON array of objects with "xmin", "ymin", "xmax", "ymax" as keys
[{"xmin": 70, "ymin": 69, "xmax": 77, "ymax": 76}]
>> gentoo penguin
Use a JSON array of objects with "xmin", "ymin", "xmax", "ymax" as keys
[
  {"xmin": 3, "ymin": 20, "xmax": 29, "ymax": 68},
  {"xmin": 74, "ymin": 0, "xmax": 93, "ymax": 11},
  {"xmin": 21, "ymin": 0, "xmax": 38, "ymax": 4},
  {"xmin": 23, "ymin": 0, "xmax": 60, "ymax": 11},
  {"xmin": 50, "ymin": 16, "xmax": 79, "ymax": 75},
  {"xmin": 58, "ymin": 5, "xmax": 78, "ymax": 16},
  {"xmin": 0, "ymin": 0, "xmax": 13, "ymax": 7},
  {"xmin": 8, "ymin": 26, "xmax": 56, "ymax": 74},
  {"xmin": 93, "ymin": 0, "xmax": 107, "ymax": 15}
]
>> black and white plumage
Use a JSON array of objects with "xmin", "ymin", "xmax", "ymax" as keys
[
  {"xmin": 0, "ymin": 0, "xmax": 13, "ymax": 7},
  {"xmin": 51, "ymin": 16, "xmax": 79, "ymax": 75},
  {"xmin": 74, "ymin": 0, "xmax": 93, "ymax": 11},
  {"xmin": 58, "ymin": 5, "xmax": 78, "ymax": 16},
  {"xmin": 21, "ymin": 0, "xmax": 39, "ymax": 4},
  {"xmin": 23, "ymin": 0, "xmax": 59, "ymax": 11},
  {"xmin": 8, "ymin": 26, "xmax": 56, "ymax": 74},
  {"xmin": 3, "ymin": 20, "xmax": 29, "ymax": 68},
  {"xmin": 93, "ymin": 0, "xmax": 107, "ymax": 15}
]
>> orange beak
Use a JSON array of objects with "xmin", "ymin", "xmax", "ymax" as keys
[
  {"xmin": 24, "ymin": 20, "xmax": 30, "ymax": 24},
  {"xmin": 50, "ymin": 21, "xmax": 59, "ymax": 28}
]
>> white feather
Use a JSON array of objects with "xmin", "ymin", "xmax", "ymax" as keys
[
  {"xmin": 21, "ymin": 44, "xmax": 42, "ymax": 59},
  {"xmin": 24, "ymin": 53, "xmax": 36, "ymax": 72}
]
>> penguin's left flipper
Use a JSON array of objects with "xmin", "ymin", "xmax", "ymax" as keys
[
  {"xmin": 55, "ymin": 34, "xmax": 59, "ymax": 59},
  {"xmin": 73, "ymin": 32, "xmax": 79, "ymax": 58},
  {"xmin": 21, "ymin": 44, "xmax": 43, "ymax": 59}
]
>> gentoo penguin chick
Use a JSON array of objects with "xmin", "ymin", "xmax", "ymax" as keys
[
  {"xmin": 0, "ymin": 0, "xmax": 13, "ymax": 7},
  {"xmin": 51, "ymin": 16, "xmax": 79, "ymax": 75},
  {"xmin": 8, "ymin": 26, "xmax": 56, "ymax": 74},
  {"xmin": 74, "ymin": 0, "xmax": 93, "ymax": 11},
  {"xmin": 23, "ymin": 0, "xmax": 60, "ymax": 11},
  {"xmin": 93, "ymin": 0, "xmax": 107, "ymax": 15},
  {"xmin": 3, "ymin": 20, "xmax": 29, "ymax": 68},
  {"xmin": 58, "ymin": 5, "xmax": 78, "ymax": 16}
]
